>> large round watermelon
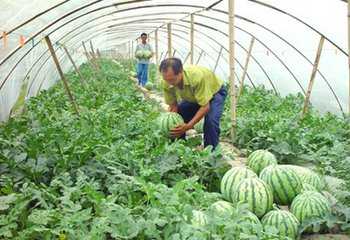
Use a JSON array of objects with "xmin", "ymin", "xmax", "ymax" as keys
[
  {"xmin": 157, "ymin": 112, "xmax": 184, "ymax": 137},
  {"xmin": 135, "ymin": 51, "xmax": 143, "ymax": 59},
  {"xmin": 290, "ymin": 191, "xmax": 331, "ymax": 233},
  {"xmin": 142, "ymin": 50, "xmax": 152, "ymax": 59},
  {"xmin": 221, "ymin": 167, "xmax": 257, "ymax": 201},
  {"xmin": 247, "ymin": 150, "xmax": 278, "ymax": 175},
  {"xmin": 262, "ymin": 209, "xmax": 299, "ymax": 240},
  {"xmin": 191, "ymin": 210, "xmax": 208, "ymax": 227},
  {"xmin": 259, "ymin": 165, "xmax": 302, "ymax": 205},
  {"xmin": 209, "ymin": 200, "xmax": 234, "ymax": 217},
  {"xmin": 144, "ymin": 82, "xmax": 154, "ymax": 91},
  {"xmin": 232, "ymin": 178, "xmax": 273, "ymax": 218},
  {"xmin": 237, "ymin": 210, "xmax": 262, "ymax": 235},
  {"xmin": 301, "ymin": 183, "xmax": 318, "ymax": 192},
  {"xmin": 284, "ymin": 165, "xmax": 325, "ymax": 191}
]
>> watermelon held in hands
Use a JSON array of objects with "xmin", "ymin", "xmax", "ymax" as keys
[
  {"xmin": 232, "ymin": 177, "xmax": 273, "ymax": 218},
  {"xmin": 157, "ymin": 112, "xmax": 184, "ymax": 137},
  {"xmin": 259, "ymin": 165, "xmax": 302, "ymax": 205},
  {"xmin": 135, "ymin": 51, "xmax": 143, "ymax": 59},
  {"xmin": 247, "ymin": 150, "xmax": 278, "ymax": 175},
  {"xmin": 262, "ymin": 209, "xmax": 300, "ymax": 240},
  {"xmin": 220, "ymin": 167, "xmax": 257, "ymax": 202},
  {"xmin": 290, "ymin": 191, "xmax": 331, "ymax": 233}
]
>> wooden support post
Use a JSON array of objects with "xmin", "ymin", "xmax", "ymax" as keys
[
  {"xmin": 96, "ymin": 49, "xmax": 102, "ymax": 58},
  {"xmin": 173, "ymin": 49, "xmax": 176, "ymax": 57},
  {"xmin": 228, "ymin": 0, "xmax": 237, "ymax": 140},
  {"xmin": 155, "ymin": 29, "xmax": 160, "ymax": 85},
  {"xmin": 82, "ymin": 41, "xmax": 98, "ymax": 71},
  {"xmin": 196, "ymin": 50, "xmax": 204, "ymax": 64},
  {"xmin": 213, "ymin": 46, "xmax": 223, "ymax": 73},
  {"xmin": 62, "ymin": 45, "xmax": 87, "ymax": 87},
  {"xmin": 239, "ymin": 37, "xmax": 255, "ymax": 96},
  {"xmin": 160, "ymin": 51, "xmax": 167, "ymax": 62},
  {"xmin": 167, "ymin": 23, "xmax": 172, "ymax": 58},
  {"xmin": 45, "ymin": 36, "xmax": 79, "ymax": 116},
  {"xmin": 184, "ymin": 51, "xmax": 191, "ymax": 64},
  {"xmin": 302, "ymin": 36, "xmax": 325, "ymax": 117},
  {"xmin": 348, "ymin": 0, "xmax": 350, "ymax": 113},
  {"xmin": 89, "ymin": 40, "xmax": 100, "ymax": 69},
  {"xmin": 190, "ymin": 14, "xmax": 195, "ymax": 64}
]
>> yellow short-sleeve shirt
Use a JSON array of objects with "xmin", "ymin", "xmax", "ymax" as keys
[{"xmin": 162, "ymin": 65, "xmax": 223, "ymax": 106}]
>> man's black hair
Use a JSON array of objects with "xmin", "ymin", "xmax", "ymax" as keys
[
  {"xmin": 159, "ymin": 58, "xmax": 183, "ymax": 75},
  {"xmin": 141, "ymin": 33, "xmax": 147, "ymax": 37}
]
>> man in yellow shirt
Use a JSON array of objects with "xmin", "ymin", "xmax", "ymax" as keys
[{"xmin": 160, "ymin": 58, "xmax": 227, "ymax": 149}]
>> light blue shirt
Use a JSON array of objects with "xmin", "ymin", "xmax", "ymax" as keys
[{"xmin": 135, "ymin": 43, "xmax": 153, "ymax": 64}]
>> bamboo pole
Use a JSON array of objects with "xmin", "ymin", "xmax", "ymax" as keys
[
  {"xmin": 155, "ymin": 29, "xmax": 160, "ymax": 85},
  {"xmin": 184, "ymin": 51, "xmax": 191, "ymax": 64},
  {"xmin": 228, "ymin": 0, "xmax": 237, "ymax": 140},
  {"xmin": 167, "ymin": 23, "xmax": 172, "ymax": 58},
  {"xmin": 62, "ymin": 45, "xmax": 87, "ymax": 87},
  {"xmin": 96, "ymin": 48, "xmax": 102, "ymax": 58},
  {"xmin": 348, "ymin": 0, "xmax": 350, "ymax": 114},
  {"xmin": 213, "ymin": 46, "xmax": 223, "ymax": 73},
  {"xmin": 173, "ymin": 49, "xmax": 176, "ymax": 57},
  {"xmin": 82, "ymin": 41, "xmax": 98, "ymax": 71},
  {"xmin": 196, "ymin": 50, "xmax": 204, "ymax": 64},
  {"xmin": 190, "ymin": 14, "xmax": 195, "ymax": 64},
  {"xmin": 45, "ymin": 36, "xmax": 79, "ymax": 116},
  {"xmin": 238, "ymin": 37, "xmax": 255, "ymax": 96},
  {"xmin": 302, "ymin": 36, "xmax": 325, "ymax": 117},
  {"xmin": 159, "ymin": 51, "xmax": 164, "ymax": 63}
]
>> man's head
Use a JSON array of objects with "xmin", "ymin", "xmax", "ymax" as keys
[
  {"xmin": 159, "ymin": 58, "xmax": 184, "ymax": 86},
  {"xmin": 141, "ymin": 33, "xmax": 147, "ymax": 43}
]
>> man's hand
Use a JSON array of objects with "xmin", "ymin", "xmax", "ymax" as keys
[
  {"xmin": 170, "ymin": 123, "xmax": 191, "ymax": 138},
  {"xmin": 169, "ymin": 104, "xmax": 178, "ymax": 113}
]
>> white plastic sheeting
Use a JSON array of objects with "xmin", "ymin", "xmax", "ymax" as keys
[{"xmin": 0, "ymin": 0, "xmax": 349, "ymax": 121}]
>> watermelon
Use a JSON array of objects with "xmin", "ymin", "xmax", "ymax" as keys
[
  {"xmin": 144, "ymin": 82, "xmax": 153, "ymax": 90},
  {"xmin": 285, "ymin": 165, "xmax": 325, "ymax": 191},
  {"xmin": 290, "ymin": 191, "xmax": 331, "ymax": 233},
  {"xmin": 135, "ymin": 51, "xmax": 143, "ymax": 59},
  {"xmin": 247, "ymin": 150, "xmax": 278, "ymax": 175},
  {"xmin": 232, "ymin": 178, "xmax": 273, "ymax": 218},
  {"xmin": 220, "ymin": 167, "xmax": 257, "ymax": 201},
  {"xmin": 194, "ymin": 119, "xmax": 204, "ymax": 133},
  {"xmin": 191, "ymin": 210, "xmax": 208, "ymax": 227},
  {"xmin": 143, "ymin": 50, "xmax": 152, "ymax": 59},
  {"xmin": 262, "ymin": 209, "xmax": 299, "ymax": 240},
  {"xmin": 259, "ymin": 165, "xmax": 302, "ymax": 205},
  {"xmin": 209, "ymin": 200, "xmax": 234, "ymax": 217},
  {"xmin": 301, "ymin": 183, "xmax": 318, "ymax": 192},
  {"xmin": 237, "ymin": 210, "xmax": 262, "ymax": 235},
  {"xmin": 157, "ymin": 112, "xmax": 184, "ymax": 137}
]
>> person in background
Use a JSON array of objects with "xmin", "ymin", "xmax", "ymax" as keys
[
  {"xmin": 135, "ymin": 33, "xmax": 153, "ymax": 86},
  {"xmin": 160, "ymin": 57, "xmax": 227, "ymax": 150}
]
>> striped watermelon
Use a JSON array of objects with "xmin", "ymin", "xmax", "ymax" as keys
[
  {"xmin": 262, "ymin": 209, "xmax": 299, "ymax": 240},
  {"xmin": 290, "ymin": 191, "xmax": 331, "ymax": 233},
  {"xmin": 232, "ymin": 178, "xmax": 273, "ymax": 218},
  {"xmin": 210, "ymin": 200, "xmax": 234, "ymax": 217},
  {"xmin": 191, "ymin": 210, "xmax": 208, "ymax": 227},
  {"xmin": 285, "ymin": 165, "xmax": 325, "ymax": 191},
  {"xmin": 301, "ymin": 183, "xmax": 318, "ymax": 192},
  {"xmin": 194, "ymin": 119, "xmax": 204, "ymax": 133},
  {"xmin": 144, "ymin": 82, "xmax": 154, "ymax": 90},
  {"xmin": 259, "ymin": 165, "xmax": 302, "ymax": 205},
  {"xmin": 247, "ymin": 150, "xmax": 278, "ymax": 175},
  {"xmin": 237, "ymin": 210, "xmax": 262, "ymax": 235},
  {"xmin": 157, "ymin": 112, "xmax": 184, "ymax": 137},
  {"xmin": 220, "ymin": 167, "xmax": 257, "ymax": 201}
]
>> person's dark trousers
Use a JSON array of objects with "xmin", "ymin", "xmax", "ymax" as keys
[
  {"xmin": 137, "ymin": 63, "xmax": 149, "ymax": 86},
  {"xmin": 177, "ymin": 85, "xmax": 227, "ymax": 149}
]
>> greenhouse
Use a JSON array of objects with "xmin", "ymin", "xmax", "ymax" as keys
[{"xmin": 0, "ymin": 0, "xmax": 350, "ymax": 239}]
